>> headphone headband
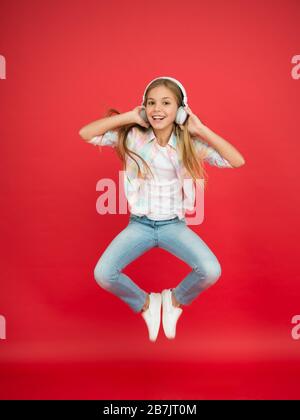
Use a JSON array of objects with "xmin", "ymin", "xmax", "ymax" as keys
[{"xmin": 142, "ymin": 76, "xmax": 188, "ymax": 107}]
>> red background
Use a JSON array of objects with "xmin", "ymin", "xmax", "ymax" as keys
[{"xmin": 1, "ymin": 0, "xmax": 300, "ymax": 399}]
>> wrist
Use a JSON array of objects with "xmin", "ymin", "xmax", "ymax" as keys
[
  {"xmin": 123, "ymin": 110, "xmax": 136, "ymax": 125},
  {"xmin": 195, "ymin": 123, "xmax": 208, "ymax": 137}
]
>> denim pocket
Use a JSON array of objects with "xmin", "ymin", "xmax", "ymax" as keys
[
  {"xmin": 178, "ymin": 218, "xmax": 187, "ymax": 224},
  {"xmin": 129, "ymin": 215, "xmax": 139, "ymax": 224}
]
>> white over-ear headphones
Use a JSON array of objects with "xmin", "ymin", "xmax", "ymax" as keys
[{"xmin": 139, "ymin": 76, "xmax": 188, "ymax": 125}]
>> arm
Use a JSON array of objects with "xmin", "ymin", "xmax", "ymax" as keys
[
  {"xmin": 183, "ymin": 106, "xmax": 246, "ymax": 168},
  {"xmin": 195, "ymin": 124, "xmax": 246, "ymax": 168},
  {"xmin": 193, "ymin": 138, "xmax": 234, "ymax": 168},
  {"xmin": 78, "ymin": 111, "xmax": 134, "ymax": 141}
]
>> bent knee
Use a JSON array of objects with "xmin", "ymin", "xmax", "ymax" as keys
[
  {"xmin": 195, "ymin": 259, "xmax": 222, "ymax": 285},
  {"xmin": 94, "ymin": 263, "xmax": 117, "ymax": 290}
]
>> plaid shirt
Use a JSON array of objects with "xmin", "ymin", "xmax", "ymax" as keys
[{"xmin": 88, "ymin": 126, "xmax": 233, "ymax": 218}]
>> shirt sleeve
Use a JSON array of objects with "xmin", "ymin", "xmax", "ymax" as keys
[
  {"xmin": 87, "ymin": 130, "xmax": 119, "ymax": 148},
  {"xmin": 192, "ymin": 137, "xmax": 234, "ymax": 168}
]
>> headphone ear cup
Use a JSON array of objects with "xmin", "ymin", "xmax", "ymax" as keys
[
  {"xmin": 175, "ymin": 106, "xmax": 188, "ymax": 125},
  {"xmin": 139, "ymin": 108, "xmax": 149, "ymax": 122}
]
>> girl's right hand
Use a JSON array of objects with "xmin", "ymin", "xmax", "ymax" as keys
[{"xmin": 130, "ymin": 106, "xmax": 150, "ymax": 128}]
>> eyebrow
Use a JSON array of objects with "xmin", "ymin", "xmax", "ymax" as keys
[{"xmin": 147, "ymin": 97, "xmax": 172, "ymax": 100}]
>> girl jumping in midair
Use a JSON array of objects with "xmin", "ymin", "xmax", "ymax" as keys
[{"xmin": 79, "ymin": 76, "xmax": 245, "ymax": 342}]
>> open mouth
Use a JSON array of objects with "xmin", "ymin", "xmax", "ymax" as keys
[{"xmin": 152, "ymin": 116, "xmax": 166, "ymax": 121}]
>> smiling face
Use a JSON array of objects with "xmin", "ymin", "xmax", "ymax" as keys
[{"xmin": 145, "ymin": 85, "xmax": 179, "ymax": 130}]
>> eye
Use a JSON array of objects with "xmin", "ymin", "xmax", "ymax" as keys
[{"xmin": 147, "ymin": 101, "xmax": 170, "ymax": 105}]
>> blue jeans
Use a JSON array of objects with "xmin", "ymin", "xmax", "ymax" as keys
[{"xmin": 94, "ymin": 214, "xmax": 222, "ymax": 313}]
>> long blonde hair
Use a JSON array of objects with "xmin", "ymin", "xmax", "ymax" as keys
[{"xmin": 100, "ymin": 78, "xmax": 209, "ymax": 187}]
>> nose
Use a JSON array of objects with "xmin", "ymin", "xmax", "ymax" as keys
[{"xmin": 153, "ymin": 103, "xmax": 162, "ymax": 112}]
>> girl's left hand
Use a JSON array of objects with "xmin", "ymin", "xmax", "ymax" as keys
[{"xmin": 179, "ymin": 106, "xmax": 205, "ymax": 136}]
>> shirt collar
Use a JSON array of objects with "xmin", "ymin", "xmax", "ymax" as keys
[{"xmin": 145, "ymin": 127, "xmax": 177, "ymax": 150}]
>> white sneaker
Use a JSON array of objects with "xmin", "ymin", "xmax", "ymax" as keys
[
  {"xmin": 161, "ymin": 289, "xmax": 183, "ymax": 339},
  {"xmin": 141, "ymin": 292, "xmax": 162, "ymax": 342}
]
